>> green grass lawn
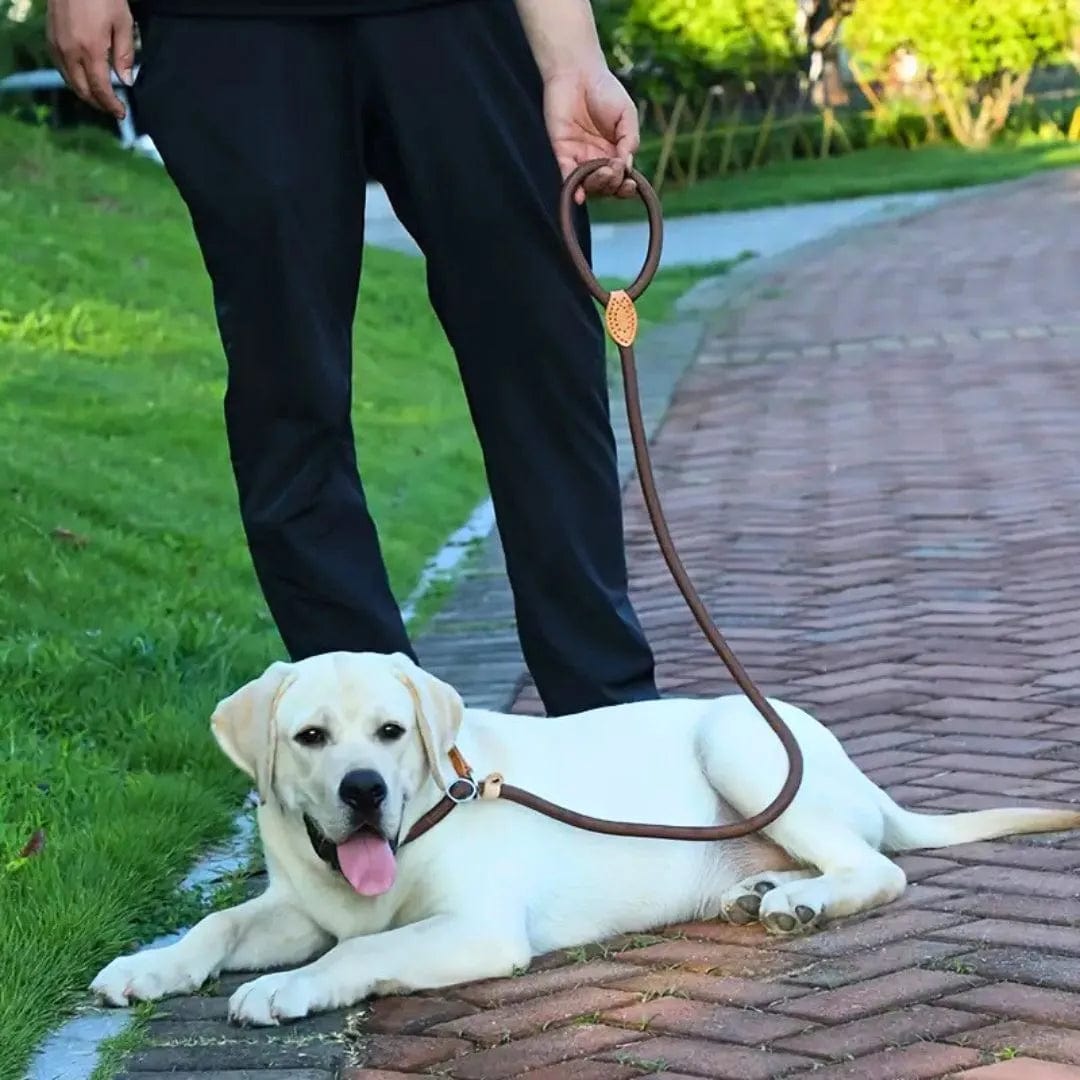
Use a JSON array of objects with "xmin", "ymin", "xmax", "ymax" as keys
[
  {"xmin": 0, "ymin": 117, "xmax": 724, "ymax": 1079},
  {"xmin": 594, "ymin": 140, "xmax": 1080, "ymax": 221},
  {"xmin": 0, "ymin": 116, "xmax": 488, "ymax": 1078}
]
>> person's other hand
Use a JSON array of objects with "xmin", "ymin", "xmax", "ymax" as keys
[
  {"xmin": 47, "ymin": 0, "xmax": 135, "ymax": 120},
  {"xmin": 544, "ymin": 65, "xmax": 640, "ymax": 205}
]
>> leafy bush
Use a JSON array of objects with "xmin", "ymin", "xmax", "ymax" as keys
[
  {"xmin": 844, "ymin": 0, "xmax": 1076, "ymax": 147},
  {"xmin": 631, "ymin": 0, "xmax": 800, "ymax": 76},
  {"xmin": 597, "ymin": 0, "xmax": 803, "ymax": 101},
  {"xmin": 0, "ymin": 0, "xmax": 49, "ymax": 76}
]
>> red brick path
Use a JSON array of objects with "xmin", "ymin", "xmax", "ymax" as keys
[{"xmin": 345, "ymin": 172, "xmax": 1080, "ymax": 1079}]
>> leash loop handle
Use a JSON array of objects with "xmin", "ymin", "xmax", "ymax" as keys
[
  {"xmin": 558, "ymin": 160, "xmax": 664, "ymax": 304},
  {"xmin": 401, "ymin": 159, "xmax": 804, "ymax": 849},
  {"xmin": 557, "ymin": 158, "xmax": 805, "ymax": 838}
]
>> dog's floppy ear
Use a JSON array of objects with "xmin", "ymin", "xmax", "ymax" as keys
[
  {"xmin": 389, "ymin": 653, "xmax": 464, "ymax": 791},
  {"xmin": 211, "ymin": 660, "xmax": 294, "ymax": 805}
]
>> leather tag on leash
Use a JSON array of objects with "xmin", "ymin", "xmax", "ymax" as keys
[{"xmin": 605, "ymin": 290, "xmax": 638, "ymax": 347}]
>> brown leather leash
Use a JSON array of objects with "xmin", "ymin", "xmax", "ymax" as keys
[{"xmin": 401, "ymin": 159, "xmax": 803, "ymax": 847}]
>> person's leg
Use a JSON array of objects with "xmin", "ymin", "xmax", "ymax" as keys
[
  {"xmin": 357, "ymin": 2, "xmax": 657, "ymax": 715},
  {"xmin": 132, "ymin": 16, "xmax": 412, "ymax": 661}
]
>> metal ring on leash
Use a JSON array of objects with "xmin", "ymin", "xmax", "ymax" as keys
[{"xmin": 446, "ymin": 777, "xmax": 479, "ymax": 804}]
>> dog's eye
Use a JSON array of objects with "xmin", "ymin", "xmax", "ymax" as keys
[
  {"xmin": 377, "ymin": 722, "xmax": 406, "ymax": 742},
  {"xmin": 294, "ymin": 727, "xmax": 328, "ymax": 747}
]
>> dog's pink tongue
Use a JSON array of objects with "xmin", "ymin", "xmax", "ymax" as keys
[{"xmin": 336, "ymin": 834, "xmax": 396, "ymax": 896}]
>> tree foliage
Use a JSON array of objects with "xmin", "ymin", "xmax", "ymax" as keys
[
  {"xmin": 629, "ymin": 0, "xmax": 800, "ymax": 76},
  {"xmin": 844, "ymin": 0, "xmax": 1076, "ymax": 146},
  {"xmin": 594, "ymin": 0, "xmax": 803, "ymax": 100},
  {"xmin": 0, "ymin": 0, "xmax": 49, "ymax": 76}
]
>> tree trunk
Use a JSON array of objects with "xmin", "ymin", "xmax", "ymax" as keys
[{"xmin": 934, "ymin": 70, "xmax": 1031, "ymax": 149}]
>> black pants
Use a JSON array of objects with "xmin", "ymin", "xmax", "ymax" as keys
[{"xmin": 132, "ymin": 0, "xmax": 657, "ymax": 715}]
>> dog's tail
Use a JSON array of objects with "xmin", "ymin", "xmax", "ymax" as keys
[{"xmin": 880, "ymin": 796, "xmax": 1080, "ymax": 853}]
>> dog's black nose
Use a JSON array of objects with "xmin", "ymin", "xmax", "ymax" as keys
[{"xmin": 338, "ymin": 769, "xmax": 388, "ymax": 812}]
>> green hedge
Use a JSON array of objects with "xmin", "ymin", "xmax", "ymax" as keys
[
  {"xmin": 0, "ymin": 0, "xmax": 49, "ymax": 76},
  {"xmin": 844, "ymin": 0, "xmax": 1074, "ymax": 147}
]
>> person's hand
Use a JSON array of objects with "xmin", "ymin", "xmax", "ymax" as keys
[
  {"xmin": 47, "ymin": 0, "xmax": 135, "ymax": 120},
  {"xmin": 543, "ymin": 65, "xmax": 640, "ymax": 205}
]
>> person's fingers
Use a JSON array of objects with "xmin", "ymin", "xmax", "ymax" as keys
[
  {"xmin": 112, "ymin": 14, "xmax": 136, "ymax": 86},
  {"xmin": 582, "ymin": 164, "xmax": 609, "ymax": 192},
  {"xmin": 47, "ymin": 1, "xmax": 124, "ymax": 116},
  {"xmin": 46, "ymin": 37, "xmax": 77, "ymax": 97},
  {"xmin": 556, "ymin": 144, "xmax": 635, "ymax": 204},
  {"xmin": 612, "ymin": 101, "xmax": 640, "ymax": 199},
  {"xmin": 84, "ymin": 49, "xmax": 125, "ymax": 117},
  {"xmin": 62, "ymin": 56, "xmax": 95, "ymax": 107},
  {"xmin": 583, "ymin": 158, "xmax": 624, "ymax": 197},
  {"xmin": 555, "ymin": 152, "xmax": 587, "ymax": 204},
  {"xmin": 603, "ymin": 156, "xmax": 627, "ymax": 194},
  {"xmin": 47, "ymin": 19, "xmax": 93, "ymax": 106},
  {"xmin": 615, "ymin": 117, "xmax": 640, "ymax": 167}
]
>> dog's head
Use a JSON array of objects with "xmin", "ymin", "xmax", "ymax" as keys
[{"xmin": 210, "ymin": 651, "xmax": 463, "ymax": 896}]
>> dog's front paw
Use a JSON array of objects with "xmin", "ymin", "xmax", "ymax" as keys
[
  {"xmin": 91, "ymin": 948, "xmax": 207, "ymax": 1006},
  {"xmin": 229, "ymin": 971, "xmax": 321, "ymax": 1026}
]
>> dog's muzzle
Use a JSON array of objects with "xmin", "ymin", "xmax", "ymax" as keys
[{"xmin": 303, "ymin": 815, "xmax": 398, "ymax": 875}]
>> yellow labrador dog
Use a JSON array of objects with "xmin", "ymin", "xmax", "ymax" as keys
[{"xmin": 92, "ymin": 651, "xmax": 1078, "ymax": 1026}]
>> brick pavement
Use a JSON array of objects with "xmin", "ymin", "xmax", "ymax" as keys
[{"xmin": 121, "ymin": 170, "xmax": 1080, "ymax": 1079}]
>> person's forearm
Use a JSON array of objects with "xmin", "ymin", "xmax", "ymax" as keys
[{"xmin": 513, "ymin": 0, "xmax": 606, "ymax": 79}]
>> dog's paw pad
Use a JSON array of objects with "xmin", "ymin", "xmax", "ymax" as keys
[
  {"xmin": 766, "ymin": 911, "xmax": 799, "ymax": 933},
  {"xmin": 760, "ymin": 890, "xmax": 825, "ymax": 937},
  {"xmin": 719, "ymin": 874, "xmax": 787, "ymax": 925},
  {"xmin": 736, "ymin": 894, "xmax": 761, "ymax": 917},
  {"xmin": 721, "ymin": 868, "xmax": 812, "ymax": 928}
]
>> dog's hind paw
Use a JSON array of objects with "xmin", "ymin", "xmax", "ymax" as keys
[
  {"xmin": 759, "ymin": 879, "xmax": 828, "ymax": 936},
  {"xmin": 719, "ymin": 869, "xmax": 818, "ymax": 927}
]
